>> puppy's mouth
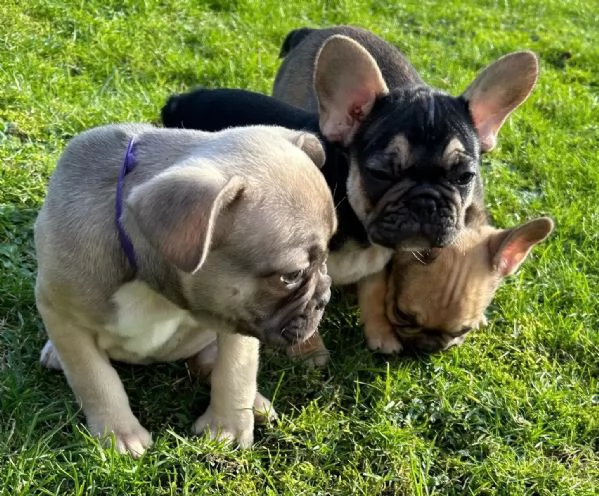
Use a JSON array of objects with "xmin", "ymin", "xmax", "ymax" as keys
[
  {"xmin": 399, "ymin": 329, "xmax": 469, "ymax": 354},
  {"xmin": 390, "ymin": 308, "xmax": 474, "ymax": 354},
  {"xmin": 239, "ymin": 287, "xmax": 331, "ymax": 349},
  {"xmin": 368, "ymin": 187, "xmax": 463, "ymax": 249}
]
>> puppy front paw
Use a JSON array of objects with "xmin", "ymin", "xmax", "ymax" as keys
[
  {"xmin": 253, "ymin": 391, "xmax": 278, "ymax": 424},
  {"xmin": 364, "ymin": 322, "xmax": 403, "ymax": 354},
  {"xmin": 193, "ymin": 406, "xmax": 254, "ymax": 448},
  {"xmin": 88, "ymin": 416, "xmax": 152, "ymax": 458}
]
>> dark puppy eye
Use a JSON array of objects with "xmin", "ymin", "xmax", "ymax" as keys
[
  {"xmin": 280, "ymin": 269, "xmax": 304, "ymax": 286},
  {"xmin": 455, "ymin": 171, "xmax": 475, "ymax": 186},
  {"xmin": 366, "ymin": 166, "xmax": 392, "ymax": 182},
  {"xmin": 394, "ymin": 307, "xmax": 417, "ymax": 325}
]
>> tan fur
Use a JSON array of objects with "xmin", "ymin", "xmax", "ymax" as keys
[
  {"xmin": 442, "ymin": 137, "xmax": 466, "ymax": 165},
  {"xmin": 361, "ymin": 218, "xmax": 554, "ymax": 353}
]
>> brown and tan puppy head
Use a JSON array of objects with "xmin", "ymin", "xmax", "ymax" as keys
[
  {"xmin": 125, "ymin": 126, "xmax": 336, "ymax": 349},
  {"xmin": 386, "ymin": 217, "xmax": 554, "ymax": 353}
]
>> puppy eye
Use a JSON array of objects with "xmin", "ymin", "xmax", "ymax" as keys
[
  {"xmin": 366, "ymin": 166, "xmax": 392, "ymax": 182},
  {"xmin": 280, "ymin": 269, "xmax": 304, "ymax": 286},
  {"xmin": 455, "ymin": 172, "xmax": 475, "ymax": 186},
  {"xmin": 394, "ymin": 307, "xmax": 417, "ymax": 325}
]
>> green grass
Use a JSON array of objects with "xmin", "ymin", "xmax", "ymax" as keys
[{"xmin": 1, "ymin": 0, "xmax": 598, "ymax": 494}]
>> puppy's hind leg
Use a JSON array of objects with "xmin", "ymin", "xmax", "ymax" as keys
[{"xmin": 37, "ymin": 298, "xmax": 152, "ymax": 457}]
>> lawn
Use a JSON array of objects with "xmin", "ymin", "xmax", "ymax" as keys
[{"xmin": 1, "ymin": 0, "xmax": 598, "ymax": 494}]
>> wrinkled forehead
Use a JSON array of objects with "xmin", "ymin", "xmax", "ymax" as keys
[
  {"xmin": 392, "ymin": 238, "xmax": 493, "ymax": 326},
  {"xmin": 358, "ymin": 87, "xmax": 480, "ymax": 160},
  {"xmin": 229, "ymin": 195, "xmax": 332, "ymax": 268}
]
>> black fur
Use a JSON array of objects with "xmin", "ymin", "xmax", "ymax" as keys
[
  {"xmin": 160, "ymin": 88, "xmax": 369, "ymax": 251},
  {"xmin": 271, "ymin": 25, "xmax": 489, "ymax": 249},
  {"xmin": 353, "ymin": 86, "xmax": 484, "ymax": 247},
  {"xmin": 278, "ymin": 28, "xmax": 313, "ymax": 58}
]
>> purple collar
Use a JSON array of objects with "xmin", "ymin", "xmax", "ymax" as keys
[{"xmin": 115, "ymin": 138, "xmax": 138, "ymax": 271}]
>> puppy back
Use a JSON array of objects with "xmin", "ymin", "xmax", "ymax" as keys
[
  {"xmin": 161, "ymin": 88, "xmax": 319, "ymax": 135},
  {"xmin": 273, "ymin": 25, "xmax": 423, "ymax": 110},
  {"xmin": 278, "ymin": 27, "xmax": 315, "ymax": 58}
]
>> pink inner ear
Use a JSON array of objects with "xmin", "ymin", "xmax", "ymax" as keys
[
  {"xmin": 350, "ymin": 104, "xmax": 365, "ymax": 122},
  {"xmin": 499, "ymin": 238, "xmax": 531, "ymax": 276},
  {"xmin": 470, "ymin": 101, "xmax": 503, "ymax": 152}
]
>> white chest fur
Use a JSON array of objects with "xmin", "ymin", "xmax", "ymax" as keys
[
  {"xmin": 327, "ymin": 241, "xmax": 393, "ymax": 286},
  {"xmin": 101, "ymin": 281, "xmax": 216, "ymax": 363}
]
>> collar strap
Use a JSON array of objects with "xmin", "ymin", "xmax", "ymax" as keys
[{"xmin": 115, "ymin": 137, "xmax": 138, "ymax": 271}]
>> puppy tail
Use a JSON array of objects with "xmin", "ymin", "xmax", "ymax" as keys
[
  {"xmin": 278, "ymin": 27, "xmax": 314, "ymax": 58},
  {"xmin": 160, "ymin": 94, "xmax": 182, "ymax": 128}
]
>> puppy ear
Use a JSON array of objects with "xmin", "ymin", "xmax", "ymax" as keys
[
  {"xmin": 461, "ymin": 51, "xmax": 539, "ymax": 152},
  {"xmin": 270, "ymin": 128, "xmax": 327, "ymax": 168},
  {"xmin": 314, "ymin": 35, "xmax": 389, "ymax": 145},
  {"xmin": 488, "ymin": 217, "xmax": 554, "ymax": 277},
  {"xmin": 125, "ymin": 167, "xmax": 245, "ymax": 273},
  {"xmin": 290, "ymin": 132, "xmax": 326, "ymax": 168}
]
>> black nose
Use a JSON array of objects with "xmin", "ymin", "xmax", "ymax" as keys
[{"xmin": 410, "ymin": 197, "xmax": 437, "ymax": 218}]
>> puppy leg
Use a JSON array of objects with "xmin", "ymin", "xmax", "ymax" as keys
[
  {"xmin": 187, "ymin": 340, "xmax": 277, "ymax": 423},
  {"xmin": 358, "ymin": 271, "xmax": 403, "ymax": 354},
  {"xmin": 285, "ymin": 331, "xmax": 330, "ymax": 367},
  {"xmin": 192, "ymin": 333, "xmax": 258, "ymax": 447},
  {"xmin": 38, "ymin": 302, "xmax": 151, "ymax": 457}
]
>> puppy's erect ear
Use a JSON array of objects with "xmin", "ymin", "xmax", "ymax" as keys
[
  {"xmin": 461, "ymin": 51, "xmax": 539, "ymax": 152},
  {"xmin": 489, "ymin": 217, "xmax": 554, "ymax": 277},
  {"xmin": 314, "ymin": 35, "xmax": 389, "ymax": 146},
  {"xmin": 125, "ymin": 167, "xmax": 245, "ymax": 273}
]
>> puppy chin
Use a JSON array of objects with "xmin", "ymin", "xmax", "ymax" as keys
[
  {"xmin": 238, "ymin": 313, "xmax": 323, "ymax": 349},
  {"xmin": 368, "ymin": 223, "xmax": 460, "ymax": 250},
  {"xmin": 402, "ymin": 331, "xmax": 469, "ymax": 354}
]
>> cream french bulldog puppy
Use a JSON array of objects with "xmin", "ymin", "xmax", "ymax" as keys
[{"xmin": 35, "ymin": 123, "xmax": 336, "ymax": 456}]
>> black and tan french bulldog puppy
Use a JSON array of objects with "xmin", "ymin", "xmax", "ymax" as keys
[
  {"xmin": 34, "ymin": 123, "xmax": 336, "ymax": 456},
  {"xmin": 359, "ymin": 217, "xmax": 554, "ymax": 353},
  {"xmin": 274, "ymin": 25, "xmax": 538, "ymax": 253}
]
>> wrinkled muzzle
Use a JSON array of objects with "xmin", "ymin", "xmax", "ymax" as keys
[
  {"xmin": 399, "ymin": 329, "xmax": 469, "ymax": 354},
  {"xmin": 255, "ymin": 273, "xmax": 332, "ymax": 349},
  {"xmin": 368, "ymin": 184, "xmax": 463, "ymax": 249}
]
